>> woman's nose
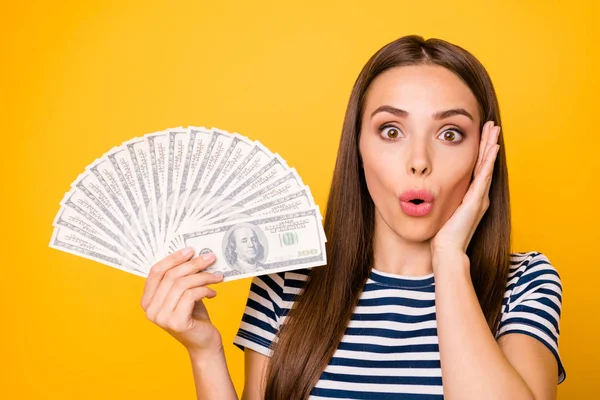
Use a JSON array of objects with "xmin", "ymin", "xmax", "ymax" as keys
[
  {"xmin": 406, "ymin": 141, "xmax": 432, "ymax": 177},
  {"xmin": 410, "ymin": 164, "xmax": 430, "ymax": 176}
]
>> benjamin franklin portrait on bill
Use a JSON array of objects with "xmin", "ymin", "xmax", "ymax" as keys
[{"xmin": 222, "ymin": 223, "xmax": 269, "ymax": 276}]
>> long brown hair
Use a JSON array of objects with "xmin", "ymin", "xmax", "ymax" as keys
[{"xmin": 264, "ymin": 35, "xmax": 511, "ymax": 399}]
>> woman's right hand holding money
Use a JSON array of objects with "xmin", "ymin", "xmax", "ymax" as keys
[{"xmin": 141, "ymin": 247, "xmax": 225, "ymax": 358}]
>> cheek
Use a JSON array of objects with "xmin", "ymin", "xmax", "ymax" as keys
[
  {"xmin": 360, "ymin": 139, "xmax": 399, "ymax": 205},
  {"xmin": 437, "ymin": 154, "xmax": 476, "ymax": 215}
]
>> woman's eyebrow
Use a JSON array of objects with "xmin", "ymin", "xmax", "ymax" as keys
[{"xmin": 370, "ymin": 105, "xmax": 474, "ymax": 121}]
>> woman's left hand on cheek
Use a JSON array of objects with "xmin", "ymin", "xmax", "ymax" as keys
[{"xmin": 430, "ymin": 121, "xmax": 501, "ymax": 259}]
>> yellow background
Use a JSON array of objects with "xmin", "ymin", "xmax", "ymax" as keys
[{"xmin": 1, "ymin": 0, "xmax": 597, "ymax": 398}]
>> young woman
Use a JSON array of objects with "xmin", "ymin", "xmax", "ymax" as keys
[{"xmin": 140, "ymin": 35, "xmax": 565, "ymax": 399}]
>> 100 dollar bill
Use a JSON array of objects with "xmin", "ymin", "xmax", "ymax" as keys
[{"xmin": 176, "ymin": 207, "xmax": 326, "ymax": 281}]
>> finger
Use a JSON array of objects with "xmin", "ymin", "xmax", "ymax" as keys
[
  {"xmin": 474, "ymin": 121, "xmax": 493, "ymax": 175},
  {"xmin": 476, "ymin": 125, "xmax": 501, "ymax": 178},
  {"xmin": 155, "ymin": 272, "xmax": 223, "ymax": 325},
  {"xmin": 169, "ymin": 286, "xmax": 219, "ymax": 330},
  {"xmin": 474, "ymin": 122, "xmax": 490, "ymax": 175},
  {"xmin": 145, "ymin": 253, "xmax": 216, "ymax": 321},
  {"xmin": 141, "ymin": 247, "xmax": 195, "ymax": 310},
  {"xmin": 150, "ymin": 246, "xmax": 196, "ymax": 277},
  {"xmin": 473, "ymin": 144, "xmax": 500, "ymax": 199},
  {"xmin": 482, "ymin": 144, "xmax": 500, "ymax": 198},
  {"xmin": 459, "ymin": 143, "xmax": 500, "ymax": 252},
  {"xmin": 488, "ymin": 125, "xmax": 501, "ymax": 147},
  {"xmin": 475, "ymin": 141, "xmax": 491, "ymax": 179}
]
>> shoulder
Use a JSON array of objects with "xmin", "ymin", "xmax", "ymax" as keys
[
  {"xmin": 281, "ymin": 268, "xmax": 311, "ymax": 293},
  {"xmin": 255, "ymin": 267, "xmax": 310, "ymax": 292},
  {"xmin": 500, "ymin": 251, "xmax": 565, "ymax": 383},
  {"xmin": 505, "ymin": 251, "xmax": 562, "ymax": 298},
  {"xmin": 251, "ymin": 268, "xmax": 310, "ymax": 290},
  {"xmin": 249, "ymin": 268, "xmax": 311, "ymax": 307}
]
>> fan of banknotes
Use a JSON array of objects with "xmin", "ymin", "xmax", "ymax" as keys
[{"xmin": 49, "ymin": 126, "xmax": 327, "ymax": 281}]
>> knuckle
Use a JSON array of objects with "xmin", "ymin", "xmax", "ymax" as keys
[
  {"xmin": 146, "ymin": 268, "xmax": 157, "ymax": 279},
  {"xmin": 183, "ymin": 289, "xmax": 196, "ymax": 301},
  {"xmin": 168, "ymin": 319, "xmax": 186, "ymax": 333},
  {"xmin": 194, "ymin": 256, "xmax": 214, "ymax": 265},
  {"xmin": 164, "ymin": 268, "xmax": 179, "ymax": 282},
  {"xmin": 150, "ymin": 253, "xmax": 184, "ymax": 276},
  {"xmin": 185, "ymin": 288, "xmax": 204, "ymax": 303},
  {"xmin": 197, "ymin": 287, "xmax": 210, "ymax": 298},
  {"xmin": 192, "ymin": 256, "xmax": 208, "ymax": 268},
  {"xmin": 165, "ymin": 320, "xmax": 177, "ymax": 332},
  {"xmin": 147, "ymin": 266, "xmax": 164, "ymax": 280},
  {"xmin": 172, "ymin": 278, "xmax": 188, "ymax": 293},
  {"xmin": 145, "ymin": 308, "xmax": 157, "ymax": 323},
  {"xmin": 155, "ymin": 313, "xmax": 169, "ymax": 327}
]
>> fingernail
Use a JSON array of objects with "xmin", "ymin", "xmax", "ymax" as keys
[
  {"xmin": 213, "ymin": 272, "xmax": 223, "ymax": 279},
  {"xmin": 181, "ymin": 247, "xmax": 194, "ymax": 257},
  {"xmin": 202, "ymin": 252, "xmax": 215, "ymax": 261}
]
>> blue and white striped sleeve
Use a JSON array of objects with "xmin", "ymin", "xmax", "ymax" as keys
[
  {"xmin": 233, "ymin": 273, "xmax": 285, "ymax": 357},
  {"xmin": 496, "ymin": 252, "xmax": 566, "ymax": 383}
]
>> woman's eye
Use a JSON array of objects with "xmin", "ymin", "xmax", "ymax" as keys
[
  {"xmin": 380, "ymin": 126, "xmax": 402, "ymax": 140},
  {"xmin": 438, "ymin": 129, "xmax": 464, "ymax": 143}
]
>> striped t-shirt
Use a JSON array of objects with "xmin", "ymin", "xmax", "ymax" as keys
[{"xmin": 234, "ymin": 251, "xmax": 565, "ymax": 399}]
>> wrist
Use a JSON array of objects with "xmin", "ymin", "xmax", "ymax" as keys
[
  {"xmin": 187, "ymin": 346, "xmax": 226, "ymax": 369},
  {"xmin": 432, "ymin": 250, "xmax": 470, "ymax": 276}
]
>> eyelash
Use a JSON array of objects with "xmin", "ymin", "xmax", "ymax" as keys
[{"xmin": 378, "ymin": 124, "xmax": 466, "ymax": 144}]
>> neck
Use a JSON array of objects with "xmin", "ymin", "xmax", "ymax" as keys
[{"xmin": 372, "ymin": 209, "xmax": 433, "ymax": 277}]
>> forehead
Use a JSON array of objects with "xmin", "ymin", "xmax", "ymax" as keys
[
  {"xmin": 363, "ymin": 65, "xmax": 479, "ymax": 121},
  {"xmin": 233, "ymin": 227, "xmax": 254, "ymax": 237}
]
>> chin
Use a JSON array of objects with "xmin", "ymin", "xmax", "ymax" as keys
[
  {"xmin": 391, "ymin": 219, "xmax": 438, "ymax": 243},
  {"xmin": 398, "ymin": 228, "xmax": 436, "ymax": 243},
  {"xmin": 376, "ymin": 207, "xmax": 439, "ymax": 243}
]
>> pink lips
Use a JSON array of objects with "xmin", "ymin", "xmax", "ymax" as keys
[{"xmin": 399, "ymin": 189, "xmax": 434, "ymax": 217}]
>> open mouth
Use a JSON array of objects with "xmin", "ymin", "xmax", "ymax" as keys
[{"xmin": 399, "ymin": 189, "xmax": 434, "ymax": 216}]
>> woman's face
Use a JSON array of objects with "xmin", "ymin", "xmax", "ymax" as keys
[{"xmin": 359, "ymin": 64, "xmax": 482, "ymax": 243}]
